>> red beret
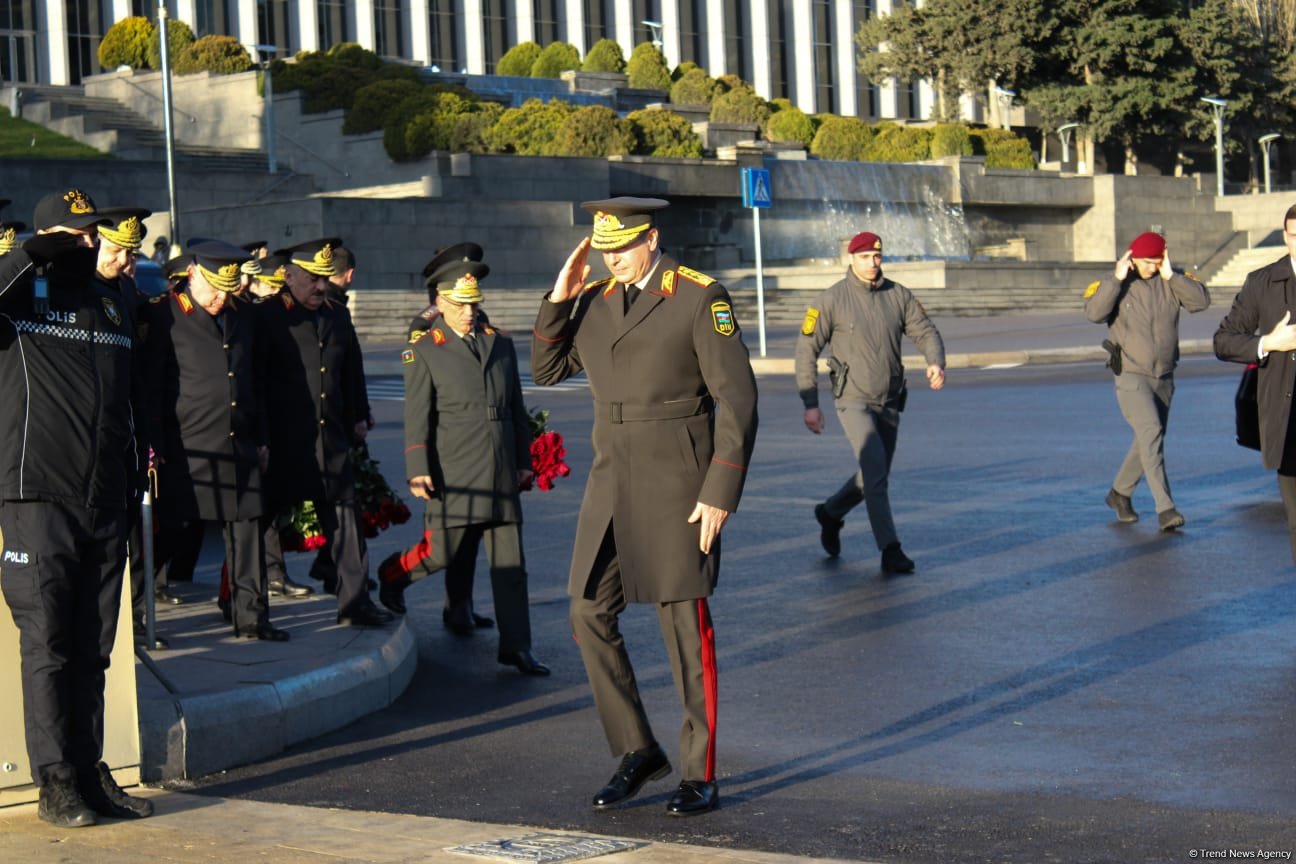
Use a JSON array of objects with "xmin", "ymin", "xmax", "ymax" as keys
[
  {"xmin": 848, "ymin": 231, "xmax": 883, "ymax": 254},
  {"xmin": 1128, "ymin": 231, "xmax": 1166, "ymax": 259}
]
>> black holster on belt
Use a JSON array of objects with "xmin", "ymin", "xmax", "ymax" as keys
[
  {"xmin": 827, "ymin": 357, "xmax": 849, "ymax": 399},
  {"xmin": 1102, "ymin": 339, "xmax": 1123, "ymax": 376},
  {"xmin": 892, "ymin": 379, "xmax": 908, "ymax": 413}
]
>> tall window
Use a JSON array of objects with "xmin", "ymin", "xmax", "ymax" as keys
[
  {"xmin": 677, "ymin": 0, "xmax": 705, "ymax": 65},
  {"xmin": 257, "ymin": 0, "xmax": 291, "ymax": 55},
  {"xmin": 318, "ymin": 0, "xmax": 349, "ymax": 48},
  {"xmin": 767, "ymin": 0, "xmax": 787, "ymax": 99},
  {"xmin": 812, "ymin": 0, "xmax": 835, "ymax": 112},
  {"xmin": 632, "ymin": 0, "xmax": 660, "ymax": 46},
  {"xmin": 583, "ymin": 0, "xmax": 611, "ymax": 48},
  {"xmin": 374, "ymin": 0, "xmax": 404, "ymax": 58},
  {"xmin": 482, "ymin": 0, "xmax": 511, "ymax": 72},
  {"xmin": 0, "ymin": 0, "xmax": 36, "ymax": 84},
  {"xmin": 65, "ymin": 0, "xmax": 110, "ymax": 84},
  {"xmin": 194, "ymin": 0, "xmax": 233, "ymax": 37},
  {"xmin": 896, "ymin": 79, "xmax": 920, "ymax": 119},
  {"xmin": 853, "ymin": 0, "xmax": 877, "ymax": 118},
  {"xmin": 130, "ymin": 0, "xmax": 151, "ymax": 15},
  {"xmin": 722, "ymin": 0, "xmax": 747, "ymax": 81},
  {"xmin": 428, "ymin": 0, "xmax": 456, "ymax": 71},
  {"xmin": 534, "ymin": 0, "xmax": 559, "ymax": 45}
]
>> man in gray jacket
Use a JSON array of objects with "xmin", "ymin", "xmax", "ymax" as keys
[
  {"xmin": 1084, "ymin": 231, "xmax": 1210, "ymax": 530},
  {"xmin": 796, "ymin": 231, "xmax": 945, "ymax": 572}
]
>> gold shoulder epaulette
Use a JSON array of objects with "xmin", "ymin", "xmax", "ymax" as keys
[
  {"xmin": 176, "ymin": 292, "xmax": 194, "ymax": 315},
  {"xmin": 586, "ymin": 276, "xmax": 615, "ymax": 294},
  {"xmin": 676, "ymin": 265, "xmax": 715, "ymax": 287},
  {"xmin": 1083, "ymin": 280, "xmax": 1101, "ymax": 299}
]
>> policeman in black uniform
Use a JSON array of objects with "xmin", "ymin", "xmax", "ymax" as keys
[
  {"xmin": 0, "ymin": 188, "xmax": 154, "ymax": 827},
  {"xmin": 144, "ymin": 239, "xmax": 288, "ymax": 641}
]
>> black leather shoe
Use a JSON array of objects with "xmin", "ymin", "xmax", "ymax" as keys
[
  {"xmin": 881, "ymin": 542, "xmax": 915, "ymax": 574},
  {"xmin": 133, "ymin": 623, "xmax": 169, "ymax": 651},
  {"xmin": 269, "ymin": 576, "xmax": 314, "ymax": 597},
  {"xmin": 379, "ymin": 580, "xmax": 407, "ymax": 615},
  {"xmin": 442, "ymin": 606, "xmax": 493, "ymax": 630},
  {"xmin": 154, "ymin": 586, "xmax": 184, "ymax": 606},
  {"xmin": 235, "ymin": 623, "xmax": 290, "ymax": 641},
  {"xmin": 498, "ymin": 649, "xmax": 551, "ymax": 676},
  {"xmin": 216, "ymin": 595, "xmax": 232, "ymax": 623},
  {"xmin": 814, "ymin": 504, "xmax": 843, "ymax": 557},
  {"xmin": 338, "ymin": 599, "xmax": 395, "ymax": 627},
  {"xmin": 1105, "ymin": 489, "xmax": 1139, "ymax": 523},
  {"xmin": 38, "ymin": 778, "xmax": 96, "ymax": 828},
  {"xmin": 77, "ymin": 762, "xmax": 153, "ymax": 819},
  {"xmin": 666, "ymin": 779, "xmax": 719, "ymax": 816},
  {"xmin": 1158, "ymin": 507, "xmax": 1185, "ymax": 531},
  {"xmin": 592, "ymin": 745, "xmax": 670, "ymax": 809}
]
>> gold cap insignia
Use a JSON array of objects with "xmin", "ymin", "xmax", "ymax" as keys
[
  {"xmin": 64, "ymin": 189, "xmax": 93, "ymax": 215},
  {"xmin": 0, "ymin": 226, "xmax": 16, "ymax": 255},
  {"xmin": 445, "ymin": 272, "xmax": 484, "ymax": 304}
]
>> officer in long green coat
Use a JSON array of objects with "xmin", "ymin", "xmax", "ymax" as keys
[
  {"xmin": 377, "ymin": 256, "xmax": 548, "ymax": 676},
  {"xmin": 532, "ymin": 197, "xmax": 759, "ymax": 817}
]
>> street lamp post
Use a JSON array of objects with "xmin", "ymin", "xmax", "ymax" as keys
[
  {"xmin": 157, "ymin": 2, "xmax": 179, "ymax": 251},
  {"xmin": 1202, "ymin": 96, "xmax": 1228, "ymax": 196},
  {"xmin": 1259, "ymin": 133, "xmax": 1280, "ymax": 194},
  {"xmin": 254, "ymin": 44, "xmax": 279, "ymax": 174},
  {"xmin": 993, "ymin": 86, "xmax": 1016, "ymax": 130},
  {"xmin": 1057, "ymin": 122, "xmax": 1080, "ymax": 166},
  {"xmin": 641, "ymin": 19, "xmax": 663, "ymax": 51}
]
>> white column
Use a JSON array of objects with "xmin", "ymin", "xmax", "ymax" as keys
[
  {"xmin": 408, "ymin": 0, "xmax": 430, "ymax": 64},
  {"xmin": 355, "ymin": 0, "xmax": 376, "ymax": 51},
  {"xmin": 749, "ymin": 0, "xmax": 770, "ymax": 99},
  {"xmin": 791, "ymin": 0, "xmax": 815, "ymax": 111},
  {"xmin": 705, "ymin": 0, "xmax": 725, "ymax": 76},
  {"xmin": 297, "ymin": 0, "xmax": 320, "ymax": 52},
  {"xmin": 567, "ymin": 0, "xmax": 587, "ymax": 54},
  {"xmin": 660, "ymin": 0, "xmax": 680, "ymax": 69},
  {"xmin": 111, "ymin": 0, "xmax": 132, "ymax": 24},
  {"xmin": 917, "ymin": 79, "xmax": 934, "ymax": 120},
  {"xmin": 614, "ymin": 0, "xmax": 633, "ymax": 54},
  {"xmin": 834, "ymin": 0, "xmax": 855, "ymax": 116},
  {"xmin": 45, "ymin": 1, "xmax": 70, "ymax": 85},
  {"xmin": 463, "ymin": 0, "xmax": 485, "ymax": 73},
  {"xmin": 515, "ymin": 0, "xmax": 535, "ymax": 44},
  {"xmin": 173, "ymin": 0, "xmax": 195, "ymax": 27},
  {"xmin": 235, "ymin": 0, "xmax": 258, "ymax": 54},
  {"xmin": 878, "ymin": 79, "xmax": 898, "ymax": 120}
]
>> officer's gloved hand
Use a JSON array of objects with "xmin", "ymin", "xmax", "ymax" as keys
[{"xmin": 22, "ymin": 232, "xmax": 82, "ymax": 267}]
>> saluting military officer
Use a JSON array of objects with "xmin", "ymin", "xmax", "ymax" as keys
[
  {"xmin": 532, "ymin": 197, "xmax": 759, "ymax": 816},
  {"xmin": 796, "ymin": 230, "xmax": 945, "ymax": 573},
  {"xmin": 259, "ymin": 238, "xmax": 391, "ymax": 627},
  {"xmin": 144, "ymin": 239, "xmax": 287, "ymax": 641},
  {"xmin": 377, "ymin": 255, "xmax": 546, "ymax": 674},
  {"xmin": 1085, "ymin": 231, "xmax": 1209, "ymax": 529},
  {"xmin": 0, "ymin": 189, "xmax": 154, "ymax": 827}
]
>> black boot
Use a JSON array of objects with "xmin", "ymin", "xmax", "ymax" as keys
[
  {"xmin": 37, "ymin": 777, "xmax": 96, "ymax": 828},
  {"xmin": 77, "ymin": 762, "xmax": 153, "ymax": 819}
]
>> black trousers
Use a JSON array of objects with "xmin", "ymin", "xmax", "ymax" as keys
[
  {"xmin": 315, "ymin": 501, "xmax": 369, "ymax": 615},
  {"xmin": 0, "ymin": 500, "xmax": 126, "ymax": 786},
  {"xmin": 223, "ymin": 517, "xmax": 269, "ymax": 630}
]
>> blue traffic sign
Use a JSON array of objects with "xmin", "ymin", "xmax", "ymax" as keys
[{"xmin": 741, "ymin": 167, "xmax": 772, "ymax": 209}]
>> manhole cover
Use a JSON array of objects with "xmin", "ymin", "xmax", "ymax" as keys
[{"xmin": 446, "ymin": 832, "xmax": 648, "ymax": 862}]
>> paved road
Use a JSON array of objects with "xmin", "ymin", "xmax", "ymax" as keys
[{"xmin": 183, "ymin": 358, "xmax": 1296, "ymax": 863}]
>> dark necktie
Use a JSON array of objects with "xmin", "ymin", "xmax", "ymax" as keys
[
  {"xmin": 624, "ymin": 283, "xmax": 638, "ymax": 313},
  {"xmin": 465, "ymin": 333, "xmax": 480, "ymax": 360}
]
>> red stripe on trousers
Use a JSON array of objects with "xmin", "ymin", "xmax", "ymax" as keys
[
  {"xmin": 697, "ymin": 597, "xmax": 718, "ymax": 782},
  {"xmin": 394, "ymin": 529, "xmax": 436, "ymax": 579}
]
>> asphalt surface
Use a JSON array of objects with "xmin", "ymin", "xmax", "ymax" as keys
[{"xmin": 177, "ymin": 354, "xmax": 1296, "ymax": 864}]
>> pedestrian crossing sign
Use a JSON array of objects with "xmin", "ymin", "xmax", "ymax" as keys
[{"xmin": 741, "ymin": 167, "xmax": 772, "ymax": 209}]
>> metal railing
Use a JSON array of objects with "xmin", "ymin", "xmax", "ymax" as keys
[
  {"xmin": 274, "ymin": 128, "xmax": 351, "ymax": 178},
  {"xmin": 118, "ymin": 76, "xmax": 198, "ymax": 125}
]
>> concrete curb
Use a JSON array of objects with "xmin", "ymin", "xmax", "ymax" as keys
[{"xmin": 138, "ymin": 619, "xmax": 417, "ymax": 781}]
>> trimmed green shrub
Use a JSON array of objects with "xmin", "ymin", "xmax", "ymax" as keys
[
  {"xmin": 345, "ymin": 79, "xmax": 425, "ymax": 134},
  {"xmin": 326, "ymin": 42, "xmax": 384, "ymax": 72},
  {"xmin": 382, "ymin": 88, "xmax": 449, "ymax": 159},
  {"xmin": 530, "ymin": 42, "xmax": 581, "ymax": 78},
  {"xmin": 445, "ymin": 101, "xmax": 505, "ymax": 154},
  {"xmin": 376, "ymin": 63, "xmax": 422, "ymax": 83},
  {"xmin": 930, "ymin": 123, "xmax": 974, "ymax": 158},
  {"xmin": 485, "ymin": 97, "xmax": 575, "ymax": 155},
  {"xmin": 669, "ymin": 67, "xmax": 716, "ymax": 106},
  {"xmin": 710, "ymin": 85, "xmax": 770, "ymax": 126},
  {"xmin": 766, "ymin": 105, "xmax": 813, "ymax": 146},
  {"xmin": 551, "ymin": 104, "xmax": 634, "ymax": 157},
  {"xmin": 628, "ymin": 107, "xmax": 703, "ymax": 158},
  {"xmin": 672, "ymin": 61, "xmax": 701, "ymax": 82},
  {"xmin": 272, "ymin": 44, "xmax": 388, "ymax": 113},
  {"xmin": 179, "ymin": 35, "xmax": 253, "ymax": 75},
  {"xmin": 971, "ymin": 128, "xmax": 1036, "ymax": 169},
  {"xmin": 810, "ymin": 116, "xmax": 874, "ymax": 161},
  {"xmin": 714, "ymin": 74, "xmax": 749, "ymax": 95},
  {"xmin": 864, "ymin": 123, "xmax": 933, "ymax": 162},
  {"xmin": 498, "ymin": 41, "xmax": 541, "ymax": 76},
  {"xmin": 146, "ymin": 18, "xmax": 195, "ymax": 71},
  {"xmin": 626, "ymin": 42, "xmax": 671, "ymax": 91},
  {"xmin": 99, "ymin": 16, "xmax": 152, "ymax": 70},
  {"xmin": 582, "ymin": 38, "xmax": 625, "ymax": 73}
]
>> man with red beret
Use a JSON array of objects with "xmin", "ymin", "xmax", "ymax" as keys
[
  {"xmin": 796, "ymin": 230, "xmax": 945, "ymax": 572},
  {"xmin": 1085, "ymin": 231, "xmax": 1209, "ymax": 530}
]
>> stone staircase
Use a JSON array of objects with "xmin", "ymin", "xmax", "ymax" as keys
[
  {"xmin": 1207, "ymin": 245, "xmax": 1285, "ymax": 289},
  {"xmin": 15, "ymin": 84, "xmax": 267, "ymax": 171}
]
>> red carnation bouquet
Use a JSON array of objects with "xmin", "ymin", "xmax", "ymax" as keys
[
  {"xmin": 523, "ymin": 407, "xmax": 571, "ymax": 492},
  {"xmin": 352, "ymin": 444, "xmax": 413, "ymax": 538},
  {"xmin": 277, "ymin": 500, "xmax": 327, "ymax": 552}
]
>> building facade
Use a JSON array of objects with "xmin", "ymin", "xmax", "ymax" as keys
[{"xmin": 2, "ymin": 0, "xmax": 952, "ymax": 122}]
